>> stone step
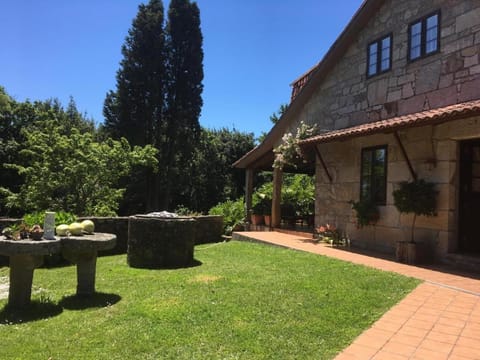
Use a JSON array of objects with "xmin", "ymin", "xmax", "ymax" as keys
[{"xmin": 442, "ymin": 253, "xmax": 480, "ymax": 273}]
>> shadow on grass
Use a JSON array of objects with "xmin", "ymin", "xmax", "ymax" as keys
[
  {"xmin": 0, "ymin": 300, "xmax": 63, "ymax": 325},
  {"xmin": 128, "ymin": 258, "xmax": 203, "ymax": 270},
  {"xmin": 59, "ymin": 292, "xmax": 121, "ymax": 310}
]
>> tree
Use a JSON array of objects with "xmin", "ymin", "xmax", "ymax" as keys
[
  {"xmin": 0, "ymin": 87, "xmax": 95, "ymax": 216},
  {"xmin": 177, "ymin": 128, "xmax": 255, "ymax": 212},
  {"xmin": 258, "ymin": 103, "xmax": 289, "ymax": 143},
  {"xmin": 104, "ymin": 0, "xmax": 204, "ymax": 212},
  {"xmin": 163, "ymin": 0, "xmax": 204, "ymax": 209},
  {"xmin": 1, "ymin": 119, "xmax": 158, "ymax": 216}
]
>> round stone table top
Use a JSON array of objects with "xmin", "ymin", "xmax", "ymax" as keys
[
  {"xmin": 59, "ymin": 232, "xmax": 117, "ymax": 252},
  {"xmin": 0, "ymin": 236, "xmax": 61, "ymax": 256}
]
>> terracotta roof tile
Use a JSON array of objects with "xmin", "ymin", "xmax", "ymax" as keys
[{"xmin": 300, "ymin": 100, "xmax": 480, "ymax": 146}]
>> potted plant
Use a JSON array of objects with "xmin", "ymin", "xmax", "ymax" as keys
[
  {"xmin": 393, "ymin": 179, "xmax": 437, "ymax": 264},
  {"xmin": 263, "ymin": 199, "xmax": 272, "ymax": 227},
  {"xmin": 349, "ymin": 199, "xmax": 379, "ymax": 228},
  {"xmin": 251, "ymin": 202, "xmax": 265, "ymax": 226}
]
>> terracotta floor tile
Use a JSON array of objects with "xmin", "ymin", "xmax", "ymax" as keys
[
  {"xmin": 404, "ymin": 318, "xmax": 436, "ymax": 331},
  {"xmin": 441, "ymin": 311, "xmax": 471, "ymax": 321},
  {"xmin": 418, "ymin": 338, "xmax": 455, "ymax": 354},
  {"xmin": 436, "ymin": 316, "xmax": 468, "ymax": 328},
  {"xmin": 381, "ymin": 340, "xmax": 417, "ymax": 356},
  {"xmin": 354, "ymin": 330, "xmax": 392, "ymax": 346},
  {"xmin": 333, "ymin": 352, "xmax": 358, "ymax": 360},
  {"xmin": 449, "ymin": 345, "xmax": 480, "ymax": 359},
  {"xmin": 372, "ymin": 350, "xmax": 409, "ymax": 360},
  {"xmin": 372, "ymin": 319, "xmax": 403, "ymax": 332},
  {"xmin": 425, "ymin": 330, "xmax": 459, "ymax": 344},
  {"xmin": 389, "ymin": 332, "xmax": 424, "ymax": 347},
  {"xmin": 432, "ymin": 323, "xmax": 465, "ymax": 336},
  {"xmin": 455, "ymin": 336, "xmax": 480, "ymax": 351},
  {"xmin": 397, "ymin": 325, "xmax": 430, "ymax": 338},
  {"xmin": 412, "ymin": 347, "xmax": 450, "ymax": 360},
  {"xmin": 460, "ymin": 330, "xmax": 480, "ymax": 341},
  {"xmin": 340, "ymin": 343, "xmax": 378, "ymax": 358}
]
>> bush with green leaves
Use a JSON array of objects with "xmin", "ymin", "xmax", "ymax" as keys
[
  {"xmin": 23, "ymin": 211, "xmax": 77, "ymax": 228},
  {"xmin": 209, "ymin": 197, "xmax": 245, "ymax": 235},
  {"xmin": 393, "ymin": 179, "xmax": 437, "ymax": 243},
  {"xmin": 253, "ymin": 174, "xmax": 314, "ymax": 217},
  {"xmin": 1, "ymin": 120, "xmax": 158, "ymax": 216}
]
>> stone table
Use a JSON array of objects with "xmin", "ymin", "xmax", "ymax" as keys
[
  {"xmin": 0, "ymin": 237, "xmax": 61, "ymax": 308},
  {"xmin": 60, "ymin": 233, "xmax": 116, "ymax": 296}
]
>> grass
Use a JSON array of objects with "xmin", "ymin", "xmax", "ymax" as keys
[{"xmin": 0, "ymin": 241, "xmax": 420, "ymax": 359}]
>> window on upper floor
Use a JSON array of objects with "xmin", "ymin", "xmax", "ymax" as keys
[
  {"xmin": 367, "ymin": 34, "xmax": 392, "ymax": 77},
  {"xmin": 408, "ymin": 11, "xmax": 440, "ymax": 61},
  {"xmin": 361, "ymin": 146, "xmax": 388, "ymax": 205}
]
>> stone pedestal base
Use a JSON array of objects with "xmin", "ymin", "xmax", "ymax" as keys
[
  {"xmin": 8, "ymin": 254, "xmax": 43, "ymax": 308},
  {"xmin": 62, "ymin": 249, "xmax": 97, "ymax": 296}
]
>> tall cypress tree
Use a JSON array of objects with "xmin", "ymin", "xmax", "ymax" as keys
[
  {"xmin": 103, "ymin": 0, "xmax": 204, "ymax": 212},
  {"xmin": 164, "ymin": 0, "xmax": 204, "ymax": 208},
  {"xmin": 104, "ymin": 0, "xmax": 167, "ymax": 211}
]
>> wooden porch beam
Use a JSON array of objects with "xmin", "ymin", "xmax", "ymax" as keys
[
  {"xmin": 314, "ymin": 145, "xmax": 332, "ymax": 183},
  {"xmin": 245, "ymin": 168, "xmax": 254, "ymax": 225},
  {"xmin": 393, "ymin": 131, "xmax": 417, "ymax": 181},
  {"xmin": 272, "ymin": 167, "xmax": 283, "ymax": 228}
]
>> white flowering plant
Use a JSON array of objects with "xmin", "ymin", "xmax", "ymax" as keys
[{"xmin": 273, "ymin": 121, "xmax": 317, "ymax": 170}]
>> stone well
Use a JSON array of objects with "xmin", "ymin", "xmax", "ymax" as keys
[{"xmin": 127, "ymin": 215, "xmax": 196, "ymax": 269}]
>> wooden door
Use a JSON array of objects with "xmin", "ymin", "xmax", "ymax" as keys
[{"xmin": 459, "ymin": 140, "xmax": 480, "ymax": 253}]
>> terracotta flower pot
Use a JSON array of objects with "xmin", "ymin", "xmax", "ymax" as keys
[{"xmin": 251, "ymin": 214, "xmax": 264, "ymax": 226}]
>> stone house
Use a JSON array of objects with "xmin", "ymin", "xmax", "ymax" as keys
[{"xmin": 234, "ymin": 0, "xmax": 480, "ymax": 264}]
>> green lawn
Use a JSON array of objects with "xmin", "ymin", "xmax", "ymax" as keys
[{"xmin": 0, "ymin": 241, "xmax": 419, "ymax": 359}]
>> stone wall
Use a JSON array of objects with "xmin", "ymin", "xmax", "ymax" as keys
[
  {"xmin": 192, "ymin": 215, "xmax": 224, "ymax": 245},
  {"xmin": 315, "ymin": 115, "xmax": 480, "ymax": 258},
  {"xmin": 77, "ymin": 217, "xmax": 129, "ymax": 255},
  {"xmin": 287, "ymin": 0, "xmax": 480, "ymax": 140}
]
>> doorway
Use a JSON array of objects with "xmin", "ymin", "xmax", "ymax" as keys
[{"xmin": 459, "ymin": 139, "xmax": 480, "ymax": 254}]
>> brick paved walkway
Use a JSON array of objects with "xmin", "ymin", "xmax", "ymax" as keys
[{"xmin": 232, "ymin": 231, "xmax": 480, "ymax": 360}]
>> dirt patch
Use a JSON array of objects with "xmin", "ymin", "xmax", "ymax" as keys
[{"xmin": 188, "ymin": 274, "xmax": 222, "ymax": 284}]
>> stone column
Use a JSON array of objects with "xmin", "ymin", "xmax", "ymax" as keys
[
  {"xmin": 8, "ymin": 254, "xmax": 43, "ymax": 308},
  {"xmin": 62, "ymin": 248, "xmax": 98, "ymax": 296},
  {"xmin": 272, "ymin": 167, "xmax": 283, "ymax": 228}
]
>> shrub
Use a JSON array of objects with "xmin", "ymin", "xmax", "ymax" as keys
[
  {"xmin": 23, "ymin": 210, "xmax": 77, "ymax": 227},
  {"xmin": 209, "ymin": 197, "xmax": 245, "ymax": 235}
]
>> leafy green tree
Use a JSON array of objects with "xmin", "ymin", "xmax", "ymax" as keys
[
  {"xmin": 177, "ymin": 128, "xmax": 255, "ymax": 212},
  {"xmin": 258, "ymin": 103, "xmax": 288, "ymax": 143},
  {"xmin": 1, "ymin": 119, "xmax": 158, "ymax": 216},
  {"xmin": 0, "ymin": 87, "xmax": 94, "ymax": 216}
]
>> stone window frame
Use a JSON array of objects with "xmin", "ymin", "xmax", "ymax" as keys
[
  {"xmin": 360, "ymin": 145, "xmax": 388, "ymax": 206},
  {"xmin": 366, "ymin": 33, "xmax": 393, "ymax": 78},
  {"xmin": 408, "ymin": 10, "xmax": 441, "ymax": 62}
]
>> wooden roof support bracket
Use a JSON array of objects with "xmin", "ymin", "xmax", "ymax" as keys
[
  {"xmin": 393, "ymin": 131, "xmax": 417, "ymax": 181},
  {"xmin": 314, "ymin": 145, "xmax": 332, "ymax": 183}
]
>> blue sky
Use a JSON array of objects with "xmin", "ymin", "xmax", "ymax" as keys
[{"xmin": 1, "ymin": 0, "xmax": 363, "ymax": 138}]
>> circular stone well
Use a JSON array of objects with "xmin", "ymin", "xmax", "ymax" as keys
[{"xmin": 127, "ymin": 215, "xmax": 196, "ymax": 269}]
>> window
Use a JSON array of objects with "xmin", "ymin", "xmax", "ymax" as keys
[
  {"xmin": 367, "ymin": 34, "xmax": 392, "ymax": 77},
  {"xmin": 361, "ymin": 146, "xmax": 387, "ymax": 205},
  {"xmin": 408, "ymin": 11, "xmax": 440, "ymax": 61}
]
